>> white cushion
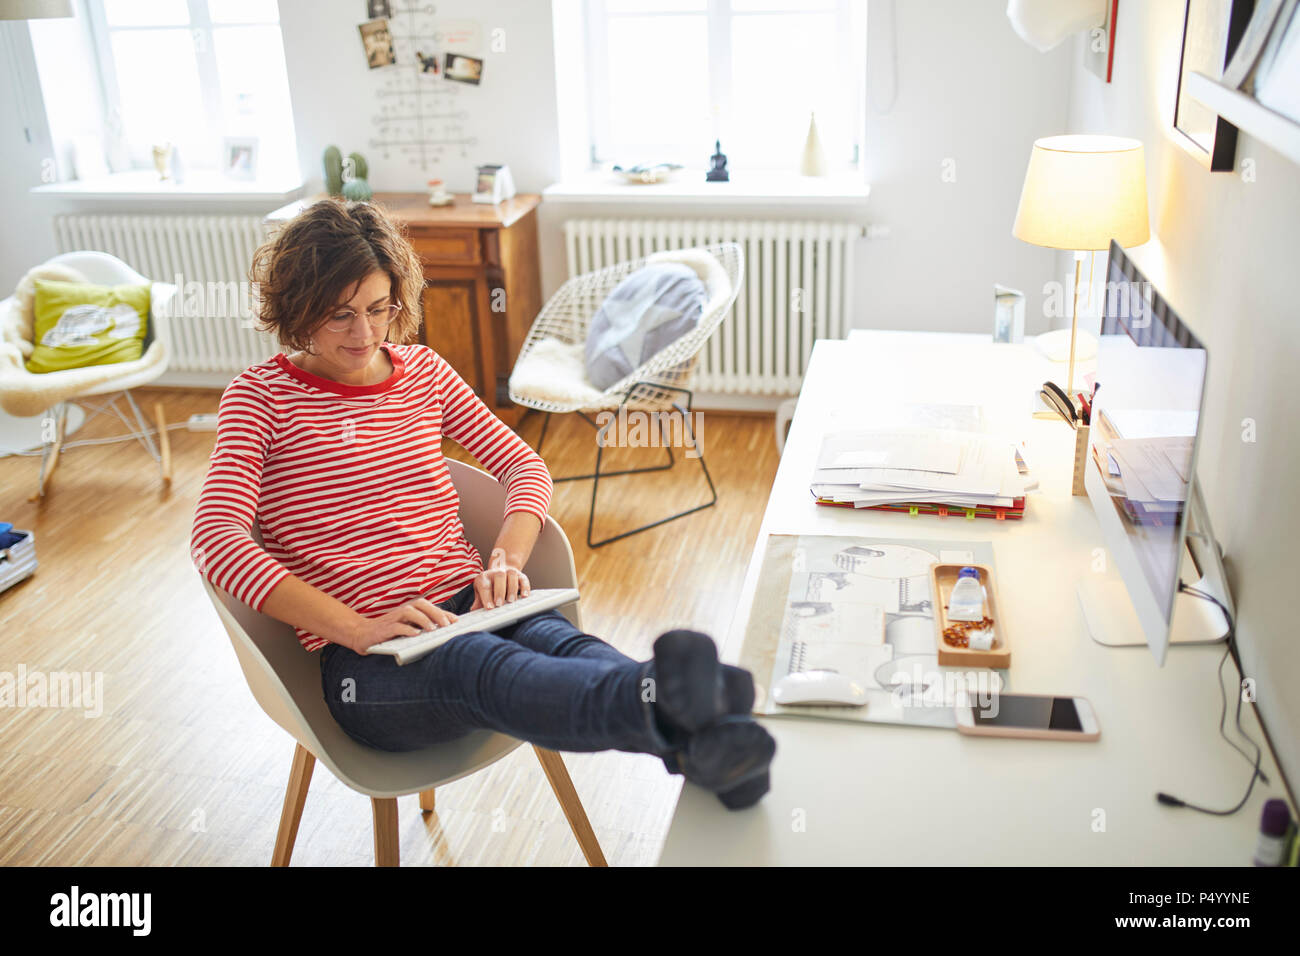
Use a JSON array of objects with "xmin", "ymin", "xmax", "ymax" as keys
[{"xmin": 509, "ymin": 336, "xmax": 606, "ymax": 408}]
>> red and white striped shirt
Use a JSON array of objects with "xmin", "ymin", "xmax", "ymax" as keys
[{"xmin": 191, "ymin": 342, "xmax": 553, "ymax": 652}]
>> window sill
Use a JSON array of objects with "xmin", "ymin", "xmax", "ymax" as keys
[
  {"xmin": 30, "ymin": 170, "xmax": 306, "ymax": 203},
  {"xmin": 542, "ymin": 170, "xmax": 870, "ymax": 205}
]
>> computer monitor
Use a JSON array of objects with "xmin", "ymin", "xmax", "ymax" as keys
[{"xmin": 1079, "ymin": 241, "xmax": 1232, "ymax": 664}]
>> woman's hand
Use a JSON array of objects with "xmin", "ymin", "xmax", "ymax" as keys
[
  {"xmin": 346, "ymin": 598, "xmax": 458, "ymax": 654},
  {"xmin": 471, "ymin": 548, "xmax": 530, "ymax": 611}
]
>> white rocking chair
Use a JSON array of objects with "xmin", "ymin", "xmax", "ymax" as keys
[{"xmin": 0, "ymin": 251, "xmax": 177, "ymax": 500}]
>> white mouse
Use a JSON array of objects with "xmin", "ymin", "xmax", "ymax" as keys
[{"xmin": 772, "ymin": 670, "xmax": 868, "ymax": 707}]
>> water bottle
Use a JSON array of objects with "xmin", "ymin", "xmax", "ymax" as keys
[{"xmin": 948, "ymin": 567, "xmax": 986, "ymax": 622}]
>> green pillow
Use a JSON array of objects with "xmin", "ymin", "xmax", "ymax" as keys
[{"xmin": 26, "ymin": 279, "xmax": 152, "ymax": 374}]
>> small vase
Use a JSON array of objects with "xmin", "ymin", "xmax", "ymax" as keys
[{"xmin": 800, "ymin": 113, "xmax": 827, "ymax": 177}]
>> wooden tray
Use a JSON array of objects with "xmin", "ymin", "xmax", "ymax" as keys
[{"xmin": 931, "ymin": 563, "xmax": 1011, "ymax": 668}]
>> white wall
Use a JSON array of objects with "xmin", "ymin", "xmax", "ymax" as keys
[
  {"xmin": 855, "ymin": 0, "xmax": 1072, "ymax": 333},
  {"xmin": 277, "ymin": 0, "xmax": 561, "ymax": 197},
  {"xmin": 1065, "ymin": 0, "xmax": 1300, "ymax": 789}
]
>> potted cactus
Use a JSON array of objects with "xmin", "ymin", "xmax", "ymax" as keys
[{"xmin": 323, "ymin": 145, "xmax": 373, "ymax": 200}]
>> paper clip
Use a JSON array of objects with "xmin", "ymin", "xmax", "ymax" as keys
[
  {"xmin": 966, "ymin": 508, "xmax": 976, "ymax": 520},
  {"xmin": 908, "ymin": 505, "xmax": 919, "ymax": 517},
  {"xmin": 937, "ymin": 506, "xmax": 948, "ymax": 517},
  {"xmin": 996, "ymin": 510, "xmax": 1006, "ymax": 521}
]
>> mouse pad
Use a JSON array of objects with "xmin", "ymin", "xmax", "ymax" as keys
[{"xmin": 739, "ymin": 534, "xmax": 1008, "ymax": 729}]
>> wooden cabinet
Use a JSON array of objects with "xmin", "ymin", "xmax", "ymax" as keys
[
  {"xmin": 266, "ymin": 192, "xmax": 542, "ymax": 428},
  {"xmin": 376, "ymin": 192, "xmax": 541, "ymax": 428}
]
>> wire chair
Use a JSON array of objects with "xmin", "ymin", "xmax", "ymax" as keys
[{"xmin": 508, "ymin": 243, "xmax": 743, "ymax": 547}]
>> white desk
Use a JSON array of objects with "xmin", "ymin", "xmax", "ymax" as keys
[{"xmin": 658, "ymin": 331, "xmax": 1287, "ymax": 866}]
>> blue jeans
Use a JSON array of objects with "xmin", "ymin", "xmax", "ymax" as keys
[{"xmin": 319, "ymin": 584, "xmax": 673, "ymax": 756}]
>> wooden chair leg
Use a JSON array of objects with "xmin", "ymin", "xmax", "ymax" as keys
[
  {"xmin": 30, "ymin": 404, "xmax": 66, "ymax": 501},
  {"xmin": 153, "ymin": 400, "xmax": 172, "ymax": 485},
  {"xmin": 418, "ymin": 788, "xmax": 436, "ymax": 812},
  {"xmin": 272, "ymin": 743, "xmax": 315, "ymax": 867},
  {"xmin": 372, "ymin": 797, "xmax": 400, "ymax": 867},
  {"xmin": 533, "ymin": 746, "xmax": 607, "ymax": 867}
]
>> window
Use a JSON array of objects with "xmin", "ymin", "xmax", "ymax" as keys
[
  {"xmin": 82, "ymin": 0, "xmax": 297, "ymax": 177},
  {"xmin": 584, "ymin": 0, "xmax": 865, "ymax": 171}
]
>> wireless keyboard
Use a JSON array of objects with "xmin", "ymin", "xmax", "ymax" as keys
[{"xmin": 366, "ymin": 587, "xmax": 581, "ymax": 665}]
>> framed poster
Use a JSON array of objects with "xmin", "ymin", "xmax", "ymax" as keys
[
  {"xmin": 1174, "ymin": 0, "xmax": 1256, "ymax": 170},
  {"xmin": 1084, "ymin": 0, "xmax": 1120, "ymax": 83},
  {"xmin": 221, "ymin": 137, "xmax": 258, "ymax": 181}
]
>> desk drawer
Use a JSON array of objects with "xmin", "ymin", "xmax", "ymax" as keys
[{"xmin": 412, "ymin": 229, "xmax": 481, "ymax": 265}]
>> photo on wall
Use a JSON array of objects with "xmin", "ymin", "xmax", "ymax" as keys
[
  {"xmin": 367, "ymin": 0, "xmax": 392, "ymax": 18},
  {"xmin": 444, "ymin": 52, "xmax": 483, "ymax": 85},
  {"xmin": 359, "ymin": 18, "xmax": 396, "ymax": 69},
  {"xmin": 416, "ymin": 49, "xmax": 441, "ymax": 76}
]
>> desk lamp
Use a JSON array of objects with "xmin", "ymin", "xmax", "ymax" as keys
[{"xmin": 1013, "ymin": 135, "xmax": 1149, "ymax": 405}]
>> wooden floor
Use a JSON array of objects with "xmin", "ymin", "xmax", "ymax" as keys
[{"xmin": 0, "ymin": 388, "xmax": 779, "ymax": 866}]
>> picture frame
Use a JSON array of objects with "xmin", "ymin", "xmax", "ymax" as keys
[
  {"xmin": 472, "ymin": 163, "xmax": 516, "ymax": 205},
  {"xmin": 221, "ymin": 137, "xmax": 258, "ymax": 181},
  {"xmin": 1173, "ymin": 0, "xmax": 1257, "ymax": 171},
  {"xmin": 444, "ymin": 52, "xmax": 484, "ymax": 85},
  {"xmin": 1184, "ymin": 0, "xmax": 1300, "ymax": 167},
  {"xmin": 415, "ymin": 48, "xmax": 441, "ymax": 76},
  {"xmin": 359, "ymin": 18, "xmax": 396, "ymax": 69},
  {"xmin": 1084, "ymin": 0, "xmax": 1120, "ymax": 83}
]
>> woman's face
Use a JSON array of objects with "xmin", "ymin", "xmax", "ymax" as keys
[{"xmin": 308, "ymin": 270, "xmax": 394, "ymax": 381}]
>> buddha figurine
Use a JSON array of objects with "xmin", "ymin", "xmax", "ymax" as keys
[{"xmin": 706, "ymin": 139, "xmax": 729, "ymax": 182}]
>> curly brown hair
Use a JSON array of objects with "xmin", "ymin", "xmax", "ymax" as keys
[{"xmin": 249, "ymin": 199, "xmax": 424, "ymax": 351}]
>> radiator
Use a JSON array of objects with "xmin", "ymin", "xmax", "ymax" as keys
[
  {"xmin": 564, "ymin": 219, "xmax": 862, "ymax": 395},
  {"xmin": 53, "ymin": 214, "xmax": 278, "ymax": 382}
]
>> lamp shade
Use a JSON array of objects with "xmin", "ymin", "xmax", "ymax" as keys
[
  {"xmin": 1013, "ymin": 135, "xmax": 1150, "ymax": 250},
  {"xmin": 0, "ymin": 0, "xmax": 73, "ymax": 17}
]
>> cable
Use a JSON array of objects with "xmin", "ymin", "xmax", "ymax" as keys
[
  {"xmin": 1154, "ymin": 581, "xmax": 1269, "ymax": 816},
  {"xmin": 1180, "ymin": 581, "xmax": 1266, "ymax": 781}
]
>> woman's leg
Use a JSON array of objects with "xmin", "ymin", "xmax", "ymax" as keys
[
  {"xmin": 321, "ymin": 629, "xmax": 669, "ymax": 757},
  {"xmin": 494, "ymin": 608, "xmax": 634, "ymax": 665},
  {"xmin": 318, "ymin": 592, "xmax": 775, "ymax": 808},
  {"xmin": 437, "ymin": 585, "xmax": 630, "ymax": 665}
]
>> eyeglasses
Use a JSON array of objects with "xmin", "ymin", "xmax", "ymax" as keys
[{"xmin": 321, "ymin": 303, "xmax": 401, "ymax": 333}]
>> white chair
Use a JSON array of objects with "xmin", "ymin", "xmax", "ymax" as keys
[
  {"xmin": 0, "ymin": 251, "xmax": 177, "ymax": 499},
  {"xmin": 508, "ymin": 242, "xmax": 744, "ymax": 547},
  {"xmin": 200, "ymin": 458, "xmax": 606, "ymax": 867}
]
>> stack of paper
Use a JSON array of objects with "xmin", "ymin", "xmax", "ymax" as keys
[
  {"xmin": 1094, "ymin": 435, "xmax": 1191, "ymax": 525},
  {"xmin": 810, "ymin": 427, "xmax": 1032, "ymax": 518}
]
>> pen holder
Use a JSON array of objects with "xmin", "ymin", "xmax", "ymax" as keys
[{"xmin": 1072, "ymin": 424, "xmax": 1090, "ymax": 496}]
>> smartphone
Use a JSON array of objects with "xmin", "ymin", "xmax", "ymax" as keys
[{"xmin": 954, "ymin": 692, "xmax": 1099, "ymax": 741}]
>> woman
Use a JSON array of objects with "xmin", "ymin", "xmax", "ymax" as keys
[{"xmin": 191, "ymin": 199, "xmax": 774, "ymax": 810}]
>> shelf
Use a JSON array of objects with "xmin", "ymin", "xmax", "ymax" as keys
[
  {"xmin": 543, "ymin": 171, "xmax": 870, "ymax": 205},
  {"xmin": 1187, "ymin": 71, "xmax": 1300, "ymax": 167},
  {"xmin": 30, "ymin": 170, "xmax": 306, "ymax": 203}
]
